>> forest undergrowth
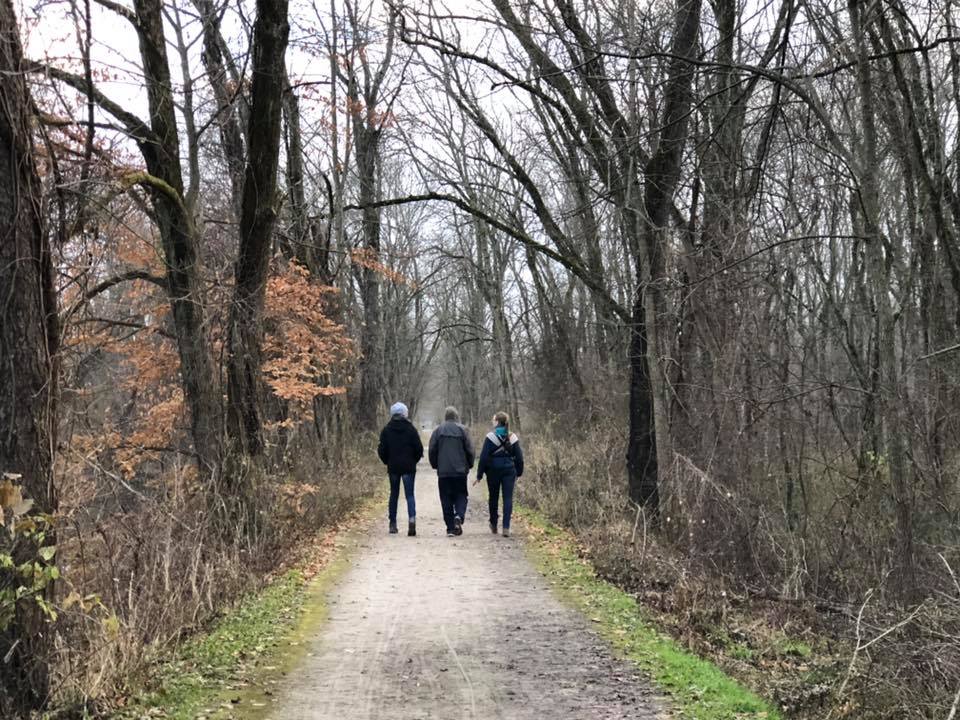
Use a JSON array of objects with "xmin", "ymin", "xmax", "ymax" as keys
[
  {"xmin": 519, "ymin": 415, "xmax": 960, "ymax": 719},
  {"xmin": 112, "ymin": 483, "xmax": 382, "ymax": 720},
  {"xmin": 521, "ymin": 508, "xmax": 780, "ymax": 719},
  {"xmin": 44, "ymin": 433, "xmax": 379, "ymax": 718}
]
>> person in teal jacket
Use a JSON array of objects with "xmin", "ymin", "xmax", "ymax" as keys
[{"xmin": 475, "ymin": 411, "xmax": 524, "ymax": 537}]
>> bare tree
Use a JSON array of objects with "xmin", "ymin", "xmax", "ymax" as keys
[
  {"xmin": 0, "ymin": 0, "xmax": 58, "ymax": 710},
  {"xmin": 225, "ymin": 0, "xmax": 291, "ymax": 459},
  {"xmin": 331, "ymin": 1, "xmax": 400, "ymax": 429},
  {"xmin": 34, "ymin": 0, "xmax": 223, "ymax": 475}
]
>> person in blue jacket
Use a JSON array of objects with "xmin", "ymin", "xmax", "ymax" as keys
[{"xmin": 474, "ymin": 411, "xmax": 524, "ymax": 537}]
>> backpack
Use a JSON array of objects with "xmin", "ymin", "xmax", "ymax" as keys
[{"xmin": 488, "ymin": 431, "xmax": 516, "ymax": 466}]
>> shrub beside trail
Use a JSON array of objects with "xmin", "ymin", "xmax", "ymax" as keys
[{"xmin": 517, "ymin": 418, "xmax": 960, "ymax": 719}]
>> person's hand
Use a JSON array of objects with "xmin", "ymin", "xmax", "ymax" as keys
[{"xmin": 472, "ymin": 476, "xmax": 481, "ymax": 486}]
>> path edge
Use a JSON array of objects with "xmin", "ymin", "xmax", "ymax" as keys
[
  {"xmin": 117, "ymin": 490, "xmax": 385, "ymax": 720},
  {"xmin": 517, "ymin": 507, "xmax": 783, "ymax": 720}
]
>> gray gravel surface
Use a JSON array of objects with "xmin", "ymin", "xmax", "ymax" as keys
[{"xmin": 268, "ymin": 461, "xmax": 665, "ymax": 720}]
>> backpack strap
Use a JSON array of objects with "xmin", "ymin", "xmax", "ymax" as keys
[{"xmin": 495, "ymin": 435, "xmax": 514, "ymax": 458}]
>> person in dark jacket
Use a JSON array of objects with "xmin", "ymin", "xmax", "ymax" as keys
[
  {"xmin": 378, "ymin": 402, "xmax": 423, "ymax": 536},
  {"xmin": 428, "ymin": 406, "xmax": 475, "ymax": 536},
  {"xmin": 475, "ymin": 411, "xmax": 524, "ymax": 537}
]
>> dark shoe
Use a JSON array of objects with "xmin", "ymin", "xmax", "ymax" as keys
[
  {"xmin": 453, "ymin": 516, "xmax": 463, "ymax": 536},
  {"xmin": 489, "ymin": 521, "xmax": 498, "ymax": 534},
  {"xmin": 389, "ymin": 521, "xmax": 398, "ymax": 534},
  {"xmin": 408, "ymin": 520, "xmax": 416, "ymax": 537}
]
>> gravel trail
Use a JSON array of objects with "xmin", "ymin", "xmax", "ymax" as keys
[{"xmin": 267, "ymin": 460, "xmax": 665, "ymax": 720}]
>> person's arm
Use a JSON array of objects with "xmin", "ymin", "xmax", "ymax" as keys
[
  {"xmin": 476, "ymin": 438, "xmax": 491, "ymax": 481},
  {"xmin": 428, "ymin": 429, "xmax": 439, "ymax": 469},
  {"xmin": 377, "ymin": 428, "xmax": 388, "ymax": 465},
  {"xmin": 463, "ymin": 427, "xmax": 476, "ymax": 468},
  {"xmin": 514, "ymin": 440, "xmax": 525, "ymax": 477},
  {"xmin": 413, "ymin": 427, "xmax": 424, "ymax": 461}
]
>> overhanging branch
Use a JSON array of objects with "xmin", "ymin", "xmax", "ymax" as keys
[
  {"xmin": 27, "ymin": 60, "xmax": 157, "ymax": 146},
  {"xmin": 334, "ymin": 192, "xmax": 631, "ymax": 322},
  {"xmin": 62, "ymin": 269, "xmax": 167, "ymax": 323}
]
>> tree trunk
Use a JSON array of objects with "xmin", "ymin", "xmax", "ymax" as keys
[
  {"xmin": 625, "ymin": 0, "xmax": 702, "ymax": 512},
  {"xmin": 133, "ymin": 0, "xmax": 222, "ymax": 475},
  {"xmin": 848, "ymin": 0, "xmax": 915, "ymax": 601},
  {"xmin": 354, "ymin": 141, "xmax": 383, "ymax": 429},
  {"xmin": 526, "ymin": 247, "xmax": 587, "ymax": 407},
  {"xmin": 226, "ymin": 0, "xmax": 290, "ymax": 458},
  {"xmin": 282, "ymin": 71, "xmax": 316, "ymax": 271},
  {"xmin": 337, "ymin": 5, "xmax": 396, "ymax": 430},
  {"xmin": 626, "ymin": 280, "xmax": 659, "ymax": 509},
  {"xmin": 0, "ymin": 0, "xmax": 58, "ymax": 710},
  {"xmin": 195, "ymin": 0, "xmax": 246, "ymax": 217}
]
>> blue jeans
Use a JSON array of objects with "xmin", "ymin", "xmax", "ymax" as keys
[
  {"xmin": 438, "ymin": 475, "xmax": 468, "ymax": 531},
  {"xmin": 486, "ymin": 472, "xmax": 516, "ymax": 529},
  {"xmin": 388, "ymin": 472, "xmax": 416, "ymax": 522}
]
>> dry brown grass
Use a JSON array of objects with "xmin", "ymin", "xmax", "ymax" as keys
[
  {"xmin": 47, "ymin": 426, "xmax": 379, "ymax": 715},
  {"xmin": 517, "ymin": 415, "xmax": 960, "ymax": 719}
]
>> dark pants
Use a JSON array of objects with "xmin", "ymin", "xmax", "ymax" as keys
[
  {"xmin": 487, "ymin": 472, "xmax": 517, "ymax": 529},
  {"xmin": 438, "ymin": 475, "xmax": 468, "ymax": 532},
  {"xmin": 388, "ymin": 472, "xmax": 416, "ymax": 522}
]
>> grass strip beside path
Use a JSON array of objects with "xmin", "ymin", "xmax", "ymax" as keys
[
  {"xmin": 519, "ymin": 509, "xmax": 781, "ymax": 720},
  {"xmin": 115, "ymin": 494, "xmax": 382, "ymax": 720}
]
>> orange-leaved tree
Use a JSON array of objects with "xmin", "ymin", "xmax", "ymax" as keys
[{"xmin": 263, "ymin": 261, "xmax": 355, "ymax": 422}]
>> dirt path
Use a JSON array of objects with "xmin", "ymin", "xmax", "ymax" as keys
[{"xmin": 267, "ymin": 460, "xmax": 665, "ymax": 719}]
